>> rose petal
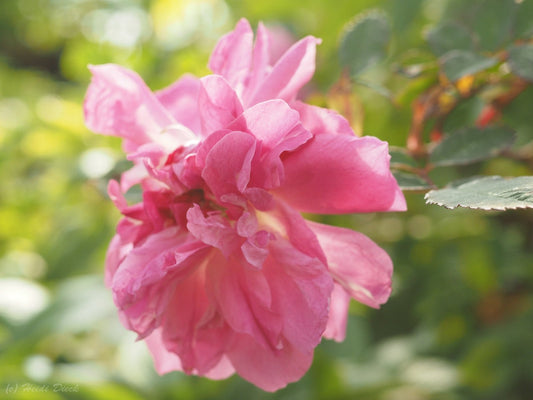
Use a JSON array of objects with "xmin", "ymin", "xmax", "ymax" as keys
[
  {"xmin": 201, "ymin": 130, "xmax": 257, "ymax": 199},
  {"xmin": 227, "ymin": 333, "xmax": 313, "ymax": 392},
  {"xmin": 322, "ymin": 284, "xmax": 351, "ymax": 342},
  {"xmin": 264, "ymin": 238, "xmax": 332, "ymax": 351},
  {"xmin": 157, "ymin": 265, "xmax": 232, "ymax": 375},
  {"xmin": 307, "ymin": 221, "xmax": 393, "ymax": 309},
  {"xmin": 207, "ymin": 254, "xmax": 282, "ymax": 351},
  {"xmin": 208, "ymin": 18, "xmax": 253, "ymax": 89},
  {"xmin": 226, "ymin": 100, "xmax": 312, "ymax": 189},
  {"xmin": 112, "ymin": 227, "xmax": 209, "ymax": 336},
  {"xmin": 275, "ymin": 134, "xmax": 407, "ymax": 213},
  {"xmin": 243, "ymin": 22, "xmax": 270, "ymax": 106},
  {"xmin": 292, "ymin": 101, "xmax": 354, "ymax": 136},
  {"xmin": 145, "ymin": 327, "xmax": 235, "ymax": 379},
  {"xmin": 186, "ymin": 204, "xmax": 241, "ymax": 257},
  {"xmin": 249, "ymin": 36, "xmax": 321, "ymax": 105},
  {"xmin": 198, "ymin": 75, "xmax": 244, "ymax": 136},
  {"xmin": 155, "ymin": 74, "xmax": 202, "ymax": 134},
  {"xmin": 84, "ymin": 64, "xmax": 196, "ymax": 152}
]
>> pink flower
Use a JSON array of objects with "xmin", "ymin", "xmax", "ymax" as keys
[{"xmin": 84, "ymin": 18, "xmax": 406, "ymax": 391}]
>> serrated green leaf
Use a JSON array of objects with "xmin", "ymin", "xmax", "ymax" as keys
[
  {"xmin": 508, "ymin": 44, "xmax": 533, "ymax": 82},
  {"xmin": 426, "ymin": 22, "xmax": 474, "ymax": 57},
  {"xmin": 430, "ymin": 126, "xmax": 515, "ymax": 167},
  {"xmin": 339, "ymin": 11, "xmax": 391, "ymax": 77},
  {"xmin": 393, "ymin": 171, "xmax": 432, "ymax": 191},
  {"xmin": 441, "ymin": 50, "xmax": 497, "ymax": 82},
  {"xmin": 425, "ymin": 176, "xmax": 533, "ymax": 210}
]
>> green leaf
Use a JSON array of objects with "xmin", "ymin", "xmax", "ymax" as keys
[
  {"xmin": 393, "ymin": 171, "xmax": 432, "ymax": 191},
  {"xmin": 514, "ymin": 0, "xmax": 533, "ymax": 39},
  {"xmin": 353, "ymin": 78, "xmax": 393, "ymax": 99},
  {"xmin": 441, "ymin": 50, "xmax": 497, "ymax": 82},
  {"xmin": 470, "ymin": 0, "xmax": 517, "ymax": 51},
  {"xmin": 339, "ymin": 11, "xmax": 391, "ymax": 77},
  {"xmin": 425, "ymin": 176, "xmax": 533, "ymax": 210},
  {"xmin": 389, "ymin": 146, "xmax": 419, "ymax": 168},
  {"xmin": 426, "ymin": 22, "xmax": 474, "ymax": 57},
  {"xmin": 430, "ymin": 126, "xmax": 516, "ymax": 167},
  {"xmin": 508, "ymin": 44, "xmax": 533, "ymax": 82}
]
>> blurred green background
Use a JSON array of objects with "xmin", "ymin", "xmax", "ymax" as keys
[{"xmin": 1, "ymin": 0, "xmax": 533, "ymax": 399}]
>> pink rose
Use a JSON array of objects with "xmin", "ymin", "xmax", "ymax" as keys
[{"xmin": 84, "ymin": 18, "xmax": 406, "ymax": 391}]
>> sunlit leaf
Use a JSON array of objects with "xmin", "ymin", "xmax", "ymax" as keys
[
  {"xmin": 339, "ymin": 11, "xmax": 391, "ymax": 77},
  {"xmin": 430, "ymin": 126, "xmax": 516, "ymax": 167},
  {"xmin": 425, "ymin": 176, "xmax": 533, "ymax": 210},
  {"xmin": 441, "ymin": 50, "xmax": 497, "ymax": 82},
  {"xmin": 507, "ymin": 44, "xmax": 533, "ymax": 82}
]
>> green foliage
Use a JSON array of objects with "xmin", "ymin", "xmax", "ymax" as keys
[
  {"xmin": 429, "ymin": 127, "xmax": 516, "ymax": 167},
  {"xmin": 425, "ymin": 22, "xmax": 474, "ymax": 56},
  {"xmin": 440, "ymin": 51, "xmax": 497, "ymax": 82},
  {"xmin": 393, "ymin": 172, "xmax": 433, "ymax": 191},
  {"xmin": 508, "ymin": 44, "xmax": 533, "ymax": 83},
  {"xmin": 339, "ymin": 11, "xmax": 391, "ymax": 77}
]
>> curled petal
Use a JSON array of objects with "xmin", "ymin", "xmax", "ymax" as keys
[
  {"xmin": 307, "ymin": 221, "xmax": 393, "ymax": 309},
  {"xmin": 275, "ymin": 134, "xmax": 407, "ymax": 214}
]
